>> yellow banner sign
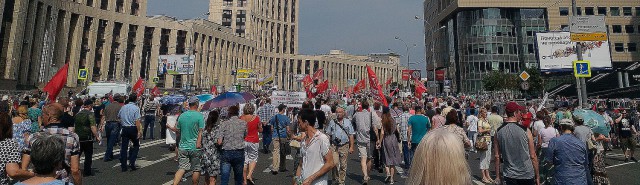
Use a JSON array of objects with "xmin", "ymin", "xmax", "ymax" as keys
[{"xmin": 570, "ymin": 33, "xmax": 607, "ymax": 41}]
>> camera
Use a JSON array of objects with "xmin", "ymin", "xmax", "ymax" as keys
[{"xmin": 332, "ymin": 137, "xmax": 342, "ymax": 146}]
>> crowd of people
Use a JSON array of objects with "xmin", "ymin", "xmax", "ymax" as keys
[{"xmin": 0, "ymin": 90, "xmax": 638, "ymax": 185}]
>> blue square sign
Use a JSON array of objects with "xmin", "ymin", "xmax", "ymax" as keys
[{"xmin": 573, "ymin": 60, "xmax": 591, "ymax": 78}]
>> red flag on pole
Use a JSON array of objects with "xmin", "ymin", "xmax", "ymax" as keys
[
  {"xmin": 210, "ymin": 85, "xmax": 218, "ymax": 95},
  {"xmin": 414, "ymin": 78, "xmax": 428, "ymax": 98},
  {"xmin": 313, "ymin": 68, "xmax": 324, "ymax": 80},
  {"xmin": 353, "ymin": 79, "xmax": 366, "ymax": 93},
  {"xmin": 132, "ymin": 78, "xmax": 145, "ymax": 97},
  {"xmin": 367, "ymin": 66, "xmax": 388, "ymax": 106},
  {"xmin": 302, "ymin": 75, "xmax": 313, "ymax": 89},
  {"xmin": 316, "ymin": 80, "xmax": 329, "ymax": 94},
  {"xmin": 150, "ymin": 86, "xmax": 160, "ymax": 97},
  {"xmin": 43, "ymin": 63, "xmax": 69, "ymax": 101}
]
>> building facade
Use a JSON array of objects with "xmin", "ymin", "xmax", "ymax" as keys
[
  {"xmin": 0, "ymin": 0, "xmax": 399, "ymax": 92},
  {"xmin": 423, "ymin": 0, "xmax": 640, "ymax": 93}
]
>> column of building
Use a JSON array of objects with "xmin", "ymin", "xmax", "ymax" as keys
[
  {"xmin": 148, "ymin": 28, "xmax": 161, "ymax": 88},
  {"xmin": 131, "ymin": 25, "xmax": 145, "ymax": 82},
  {"xmin": 66, "ymin": 13, "xmax": 85, "ymax": 87},
  {"xmin": 165, "ymin": 29, "xmax": 177, "ymax": 88}
]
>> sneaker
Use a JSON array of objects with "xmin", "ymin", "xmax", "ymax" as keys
[{"xmin": 631, "ymin": 157, "xmax": 638, "ymax": 163}]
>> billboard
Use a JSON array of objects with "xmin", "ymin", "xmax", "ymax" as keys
[
  {"xmin": 236, "ymin": 69, "xmax": 257, "ymax": 80},
  {"xmin": 535, "ymin": 32, "xmax": 611, "ymax": 72},
  {"xmin": 158, "ymin": 55, "xmax": 195, "ymax": 75}
]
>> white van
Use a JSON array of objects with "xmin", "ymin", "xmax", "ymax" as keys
[{"xmin": 78, "ymin": 82, "xmax": 131, "ymax": 98}]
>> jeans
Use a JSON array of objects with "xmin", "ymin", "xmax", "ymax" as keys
[
  {"xmin": 401, "ymin": 141, "xmax": 413, "ymax": 170},
  {"xmin": 467, "ymin": 131, "xmax": 477, "ymax": 151},
  {"xmin": 79, "ymin": 140, "xmax": 93, "ymax": 175},
  {"xmin": 104, "ymin": 121, "xmax": 121, "ymax": 161},
  {"xmin": 143, "ymin": 115, "xmax": 155, "ymax": 140},
  {"xmin": 220, "ymin": 150, "xmax": 245, "ymax": 185},
  {"xmin": 120, "ymin": 126, "xmax": 140, "ymax": 170}
]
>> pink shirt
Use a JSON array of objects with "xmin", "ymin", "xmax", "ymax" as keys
[{"xmin": 431, "ymin": 114, "xmax": 446, "ymax": 129}]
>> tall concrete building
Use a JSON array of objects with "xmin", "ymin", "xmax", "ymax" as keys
[
  {"xmin": 0, "ymin": 0, "xmax": 400, "ymax": 91},
  {"xmin": 423, "ymin": 0, "xmax": 640, "ymax": 93}
]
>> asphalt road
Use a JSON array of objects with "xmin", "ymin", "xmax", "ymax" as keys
[{"xmin": 80, "ymin": 125, "xmax": 639, "ymax": 185}]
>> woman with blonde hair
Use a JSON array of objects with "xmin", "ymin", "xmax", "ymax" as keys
[
  {"xmin": 476, "ymin": 108, "xmax": 494, "ymax": 183},
  {"xmin": 408, "ymin": 129, "xmax": 471, "ymax": 185},
  {"xmin": 12, "ymin": 105, "xmax": 32, "ymax": 151}
]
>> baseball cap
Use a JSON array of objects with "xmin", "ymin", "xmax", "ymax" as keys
[
  {"xmin": 505, "ymin": 102, "xmax": 525, "ymax": 113},
  {"xmin": 559, "ymin": 119, "xmax": 574, "ymax": 126},
  {"xmin": 188, "ymin": 96, "xmax": 199, "ymax": 104}
]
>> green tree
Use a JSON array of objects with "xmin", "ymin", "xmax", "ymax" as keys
[{"xmin": 524, "ymin": 67, "xmax": 544, "ymax": 94}]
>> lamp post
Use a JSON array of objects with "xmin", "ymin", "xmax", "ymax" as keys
[
  {"xmin": 394, "ymin": 37, "xmax": 416, "ymax": 91},
  {"xmin": 415, "ymin": 16, "xmax": 446, "ymax": 94}
]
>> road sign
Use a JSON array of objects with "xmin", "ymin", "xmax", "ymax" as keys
[
  {"xmin": 519, "ymin": 71, "xmax": 530, "ymax": 81},
  {"xmin": 569, "ymin": 16, "xmax": 607, "ymax": 33},
  {"xmin": 573, "ymin": 60, "xmax": 591, "ymax": 78},
  {"xmin": 520, "ymin": 82, "xmax": 530, "ymax": 91},
  {"xmin": 411, "ymin": 70, "xmax": 421, "ymax": 80},
  {"xmin": 78, "ymin": 69, "xmax": 88, "ymax": 80},
  {"xmin": 443, "ymin": 80, "xmax": 451, "ymax": 88},
  {"xmin": 570, "ymin": 33, "xmax": 607, "ymax": 41}
]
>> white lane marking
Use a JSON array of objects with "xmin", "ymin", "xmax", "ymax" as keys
[
  {"xmin": 606, "ymin": 162, "xmax": 637, "ymax": 169},
  {"xmin": 81, "ymin": 139, "xmax": 165, "ymax": 162}
]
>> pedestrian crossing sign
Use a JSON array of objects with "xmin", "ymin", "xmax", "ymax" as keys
[
  {"xmin": 573, "ymin": 60, "xmax": 591, "ymax": 78},
  {"xmin": 78, "ymin": 69, "xmax": 88, "ymax": 80}
]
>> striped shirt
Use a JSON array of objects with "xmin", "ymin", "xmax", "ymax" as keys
[
  {"xmin": 143, "ymin": 99, "xmax": 158, "ymax": 114},
  {"xmin": 257, "ymin": 104, "xmax": 277, "ymax": 123}
]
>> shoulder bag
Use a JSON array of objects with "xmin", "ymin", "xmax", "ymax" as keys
[{"xmin": 474, "ymin": 120, "xmax": 489, "ymax": 151}]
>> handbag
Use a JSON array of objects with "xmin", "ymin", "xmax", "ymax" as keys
[{"xmin": 475, "ymin": 136, "xmax": 489, "ymax": 151}]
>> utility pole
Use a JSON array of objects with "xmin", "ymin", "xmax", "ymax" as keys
[{"xmin": 572, "ymin": 0, "xmax": 588, "ymax": 108}]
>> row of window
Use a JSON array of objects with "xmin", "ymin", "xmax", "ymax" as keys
[
  {"xmin": 560, "ymin": 7, "xmax": 640, "ymax": 17},
  {"xmin": 614, "ymin": 43, "xmax": 637, "ymax": 53}
]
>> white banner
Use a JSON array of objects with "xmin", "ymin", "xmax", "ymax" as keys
[
  {"xmin": 535, "ymin": 32, "xmax": 611, "ymax": 72},
  {"xmin": 271, "ymin": 91, "xmax": 307, "ymax": 108},
  {"xmin": 158, "ymin": 55, "xmax": 195, "ymax": 75}
]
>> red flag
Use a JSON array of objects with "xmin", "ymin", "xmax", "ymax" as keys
[
  {"xmin": 414, "ymin": 78, "xmax": 428, "ymax": 98},
  {"xmin": 43, "ymin": 63, "xmax": 69, "ymax": 101},
  {"xmin": 385, "ymin": 76, "xmax": 393, "ymax": 87},
  {"xmin": 150, "ymin": 86, "xmax": 160, "ymax": 97},
  {"xmin": 353, "ymin": 79, "xmax": 366, "ymax": 93},
  {"xmin": 316, "ymin": 80, "xmax": 329, "ymax": 94},
  {"xmin": 367, "ymin": 66, "xmax": 388, "ymax": 106},
  {"xmin": 132, "ymin": 78, "xmax": 145, "ymax": 97},
  {"xmin": 302, "ymin": 75, "xmax": 313, "ymax": 89},
  {"xmin": 306, "ymin": 89, "xmax": 315, "ymax": 99},
  {"xmin": 331, "ymin": 85, "xmax": 338, "ymax": 94},
  {"xmin": 313, "ymin": 68, "xmax": 324, "ymax": 80},
  {"xmin": 210, "ymin": 85, "xmax": 218, "ymax": 95}
]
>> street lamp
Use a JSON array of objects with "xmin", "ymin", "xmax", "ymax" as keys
[
  {"xmin": 415, "ymin": 16, "xmax": 446, "ymax": 93},
  {"xmin": 394, "ymin": 37, "xmax": 417, "ymax": 91}
]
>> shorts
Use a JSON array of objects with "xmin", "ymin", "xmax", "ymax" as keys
[
  {"xmin": 357, "ymin": 142, "xmax": 373, "ymax": 159},
  {"xmin": 244, "ymin": 142, "xmax": 259, "ymax": 165},
  {"xmin": 621, "ymin": 137, "xmax": 637, "ymax": 151},
  {"xmin": 178, "ymin": 150, "xmax": 202, "ymax": 171}
]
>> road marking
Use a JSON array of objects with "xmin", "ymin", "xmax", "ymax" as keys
[
  {"xmin": 606, "ymin": 162, "xmax": 636, "ymax": 169},
  {"xmin": 81, "ymin": 139, "xmax": 166, "ymax": 162}
]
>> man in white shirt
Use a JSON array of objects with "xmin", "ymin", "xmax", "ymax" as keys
[
  {"xmin": 466, "ymin": 108, "xmax": 479, "ymax": 152},
  {"xmin": 295, "ymin": 108, "xmax": 334, "ymax": 185}
]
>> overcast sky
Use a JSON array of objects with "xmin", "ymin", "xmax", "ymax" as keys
[{"xmin": 147, "ymin": 0, "xmax": 426, "ymax": 72}]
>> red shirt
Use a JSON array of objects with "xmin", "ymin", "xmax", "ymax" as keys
[{"xmin": 244, "ymin": 115, "xmax": 261, "ymax": 143}]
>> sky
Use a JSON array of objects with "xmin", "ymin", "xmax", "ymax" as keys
[{"xmin": 147, "ymin": 0, "xmax": 426, "ymax": 73}]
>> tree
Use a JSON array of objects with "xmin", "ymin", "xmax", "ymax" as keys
[
  {"xmin": 524, "ymin": 67, "xmax": 544, "ymax": 94},
  {"xmin": 482, "ymin": 71, "xmax": 519, "ymax": 91}
]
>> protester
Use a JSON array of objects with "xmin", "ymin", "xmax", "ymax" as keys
[
  {"xmin": 142, "ymin": 95, "xmax": 160, "ymax": 140},
  {"xmin": 394, "ymin": 106, "xmax": 412, "ymax": 177},
  {"xmin": 1, "ymin": 113, "xmax": 34, "ymax": 184},
  {"xmin": 257, "ymin": 98, "xmax": 276, "ymax": 154},
  {"xmin": 15, "ymin": 133, "xmax": 67, "ymax": 185},
  {"xmin": 370, "ymin": 102, "xmax": 385, "ymax": 174},
  {"xmin": 27, "ymin": 101, "xmax": 42, "ymax": 133},
  {"xmin": 315, "ymin": 102, "xmax": 328, "ymax": 130},
  {"xmin": 380, "ymin": 108, "xmax": 402, "ymax": 184},
  {"xmin": 477, "ymin": 108, "xmax": 494, "ymax": 183},
  {"xmin": 217, "ymin": 106, "xmax": 247, "ymax": 185},
  {"xmin": 538, "ymin": 115, "xmax": 559, "ymax": 162},
  {"xmin": 494, "ymin": 102, "xmax": 539, "ymax": 185},
  {"xmin": 117, "ymin": 94, "xmax": 142, "ymax": 172},
  {"xmin": 12, "ymin": 106, "xmax": 32, "ymax": 151},
  {"xmin": 592, "ymin": 132, "xmax": 611, "ymax": 184},
  {"xmin": 269, "ymin": 104, "xmax": 291, "ymax": 174},
  {"xmin": 324, "ymin": 107, "xmax": 354, "ymax": 185},
  {"xmin": 465, "ymin": 108, "xmax": 478, "ymax": 152},
  {"xmin": 615, "ymin": 109, "xmax": 638, "ymax": 162},
  {"xmin": 102, "ymin": 94, "xmax": 123, "ymax": 162},
  {"xmin": 202, "ymin": 111, "xmax": 221, "ymax": 185},
  {"xmin": 170, "ymin": 97, "xmax": 205, "ymax": 185},
  {"xmin": 73, "ymin": 99, "xmax": 100, "ymax": 176},
  {"xmin": 352, "ymin": 101, "xmax": 381, "ymax": 185},
  {"xmin": 430, "ymin": 107, "xmax": 445, "ymax": 129},
  {"xmin": 487, "ymin": 106, "xmax": 504, "ymax": 137},
  {"xmin": 240, "ymin": 104, "xmax": 261, "ymax": 185},
  {"xmin": 294, "ymin": 108, "xmax": 334, "ymax": 185},
  {"xmin": 407, "ymin": 130, "xmax": 471, "ymax": 185},
  {"xmin": 547, "ymin": 119, "xmax": 590, "ymax": 185},
  {"xmin": 438, "ymin": 110, "xmax": 471, "ymax": 149},
  {"xmin": 22, "ymin": 103, "xmax": 82, "ymax": 185}
]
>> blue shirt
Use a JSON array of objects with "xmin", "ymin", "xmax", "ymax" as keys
[
  {"xmin": 547, "ymin": 133, "xmax": 589, "ymax": 185},
  {"xmin": 118, "ymin": 102, "xmax": 142, "ymax": 127},
  {"xmin": 408, "ymin": 114, "xmax": 431, "ymax": 144},
  {"xmin": 269, "ymin": 114, "xmax": 290, "ymax": 138},
  {"xmin": 325, "ymin": 119, "xmax": 355, "ymax": 146}
]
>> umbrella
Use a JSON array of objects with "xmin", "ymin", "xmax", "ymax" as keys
[
  {"xmin": 239, "ymin": 92, "xmax": 256, "ymax": 101},
  {"xmin": 202, "ymin": 92, "xmax": 247, "ymax": 110},
  {"xmin": 196, "ymin": 94, "xmax": 215, "ymax": 103},
  {"xmin": 160, "ymin": 95, "xmax": 187, "ymax": 105},
  {"xmin": 573, "ymin": 109, "xmax": 611, "ymax": 136}
]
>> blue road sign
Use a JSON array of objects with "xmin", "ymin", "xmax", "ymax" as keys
[
  {"xmin": 573, "ymin": 60, "xmax": 591, "ymax": 78},
  {"xmin": 78, "ymin": 69, "xmax": 88, "ymax": 80}
]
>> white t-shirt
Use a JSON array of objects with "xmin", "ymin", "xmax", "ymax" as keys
[
  {"xmin": 467, "ymin": 115, "xmax": 478, "ymax": 132},
  {"xmin": 320, "ymin": 104, "xmax": 331, "ymax": 114},
  {"xmin": 301, "ymin": 130, "xmax": 331, "ymax": 185},
  {"xmin": 532, "ymin": 120, "xmax": 545, "ymax": 133},
  {"xmin": 538, "ymin": 127, "xmax": 559, "ymax": 148}
]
